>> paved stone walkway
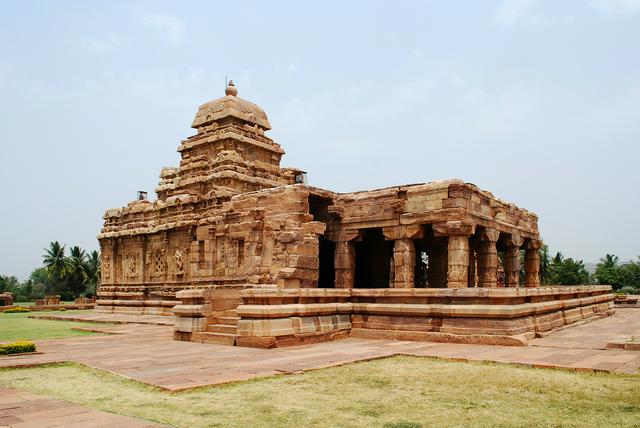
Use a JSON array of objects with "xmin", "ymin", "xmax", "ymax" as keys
[
  {"xmin": 0, "ymin": 388, "xmax": 165, "ymax": 427},
  {"xmin": 1, "ymin": 309, "xmax": 639, "ymax": 391}
]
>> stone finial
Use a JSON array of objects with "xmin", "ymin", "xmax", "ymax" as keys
[{"xmin": 225, "ymin": 80, "xmax": 238, "ymax": 96}]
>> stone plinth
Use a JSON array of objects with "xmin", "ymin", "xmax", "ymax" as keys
[{"xmin": 226, "ymin": 285, "xmax": 614, "ymax": 348}]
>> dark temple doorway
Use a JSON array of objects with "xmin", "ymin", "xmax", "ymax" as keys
[
  {"xmin": 318, "ymin": 237, "xmax": 335, "ymax": 288},
  {"xmin": 354, "ymin": 228, "xmax": 393, "ymax": 288}
]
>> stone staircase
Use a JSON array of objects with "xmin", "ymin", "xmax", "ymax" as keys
[{"xmin": 197, "ymin": 309, "xmax": 240, "ymax": 346}]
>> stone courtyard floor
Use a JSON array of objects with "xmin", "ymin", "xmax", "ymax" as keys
[{"xmin": 0, "ymin": 309, "xmax": 638, "ymax": 391}]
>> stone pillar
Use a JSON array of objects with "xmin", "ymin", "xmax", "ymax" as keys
[
  {"xmin": 382, "ymin": 225, "xmax": 423, "ymax": 289},
  {"xmin": 524, "ymin": 239, "xmax": 542, "ymax": 287},
  {"xmin": 447, "ymin": 236, "xmax": 470, "ymax": 288},
  {"xmin": 334, "ymin": 240, "xmax": 355, "ymax": 289},
  {"xmin": 392, "ymin": 238, "xmax": 416, "ymax": 288},
  {"xmin": 505, "ymin": 234, "xmax": 524, "ymax": 287},
  {"xmin": 433, "ymin": 221, "xmax": 475, "ymax": 289},
  {"xmin": 477, "ymin": 228, "xmax": 499, "ymax": 288}
]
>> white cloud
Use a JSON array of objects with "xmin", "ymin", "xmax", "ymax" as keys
[
  {"xmin": 142, "ymin": 14, "xmax": 185, "ymax": 45},
  {"xmin": 81, "ymin": 36, "xmax": 121, "ymax": 54},
  {"xmin": 494, "ymin": 0, "xmax": 575, "ymax": 26},
  {"xmin": 449, "ymin": 75, "xmax": 466, "ymax": 88},
  {"xmin": 409, "ymin": 49, "xmax": 425, "ymax": 59},
  {"xmin": 467, "ymin": 83, "xmax": 541, "ymax": 138},
  {"xmin": 286, "ymin": 62, "xmax": 297, "ymax": 74},
  {"xmin": 590, "ymin": 0, "xmax": 640, "ymax": 16},
  {"xmin": 494, "ymin": 0, "xmax": 538, "ymax": 25}
]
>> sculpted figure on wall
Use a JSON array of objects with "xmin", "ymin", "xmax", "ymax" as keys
[
  {"xmin": 175, "ymin": 249, "xmax": 185, "ymax": 274},
  {"xmin": 103, "ymin": 256, "xmax": 110, "ymax": 280}
]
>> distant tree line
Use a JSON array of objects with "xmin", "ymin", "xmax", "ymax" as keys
[
  {"xmin": 533, "ymin": 245, "xmax": 639, "ymax": 292},
  {"xmin": 0, "ymin": 241, "xmax": 100, "ymax": 301},
  {"xmin": 592, "ymin": 254, "xmax": 640, "ymax": 294}
]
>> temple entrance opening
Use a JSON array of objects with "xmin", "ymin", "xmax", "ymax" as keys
[
  {"xmin": 413, "ymin": 225, "xmax": 448, "ymax": 288},
  {"xmin": 318, "ymin": 237, "xmax": 335, "ymax": 288},
  {"xmin": 309, "ymin": 194, "xmax": 335, "ymax": 288},
  {"xmin": 354, "ymin": 228, "xmax": 393, "ymax": 288}
]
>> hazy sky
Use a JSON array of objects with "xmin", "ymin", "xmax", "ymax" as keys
[{"xmin": 1, "ymin": 0, "xmax": 639, "ymax": 280}]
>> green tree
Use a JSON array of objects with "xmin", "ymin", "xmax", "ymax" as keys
[
  {"xmin": 594, "ymin": 254, "xmax": 621, "ymax": 289},
  {"xmin": 42, "ymin": 241, "xmax": 70, "ymax": 283},
  {"xmin": 553, "ymin": 258, "xmax": 590, "ymax": 285},
  {"xmin": 29, "ymin": 267, "xmax": 52, "ymax": 296},
  {"xmin": 67, "ymin": 246, "xmax": 88, "ymax": 297},
  {"xmin": 539, "ymin": 245, "xmax": 551, "ymax": 284},
  {"xmin": 84, "ymin": 250, "xmax": 101, "ymax": 296},
  {"xmin": 618, "ymin": 258, "xmax": 640, "ymax": 291},
  {"xmin": 0, "ymin": 275, "xmax": 19, "ymax": 294}
]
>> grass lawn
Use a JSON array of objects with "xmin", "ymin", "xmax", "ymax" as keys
[
  {"xmin": 0, "ymin": 357, "xmax": 638, "ymax": 427},
  {"xmin": 0, "ymin": 311, "xmax": 114, "ymax": 342}
]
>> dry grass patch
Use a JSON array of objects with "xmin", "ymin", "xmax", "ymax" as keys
[{"xmin": 0, "ymin": 356, "xmax": 638, "ymax": 427}]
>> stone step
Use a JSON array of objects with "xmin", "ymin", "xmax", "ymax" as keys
[
  {"xmin": 222, "ymin": 309, "xmax": 238, "ymax": 317},
  {"xmin": 193, "ymin": 331, "xmax": 236, "ymax": 346},
  {"xmin": 210, "ymin": 316, "xmax": 240, "ymax": 326},
  {"xmin": 206, "ymin": 324, "xmax": 238, "ymax": 334}
]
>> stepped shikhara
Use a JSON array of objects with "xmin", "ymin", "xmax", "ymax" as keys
[{"xmin": 97, "ymin": 81, "xmax": 614, "ymax": 348}]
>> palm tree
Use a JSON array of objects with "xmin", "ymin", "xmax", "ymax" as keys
[
  {"xmin": 42, "ymin": 241, "xmax": 70, "ymax": 283},
  {"xmin": 68, "ymin": 246, "xmax": 88, "ymax": 297},
  {"xmin": 84, "ymin": 250, "xmax": 101, "ymax": 296}
]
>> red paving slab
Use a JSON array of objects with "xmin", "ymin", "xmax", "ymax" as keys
[
  {"xmin": 0, "ymin": 387, "xmax": 166, "ymax": 427},
  {"xmin": 1, "ymin": 309, "xmax": 639, "ymax": 391},
  {"xmin": 530, "ymin": 307, "xmax": 640, "ymax": 349}
]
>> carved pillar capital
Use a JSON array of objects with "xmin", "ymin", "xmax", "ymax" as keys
[
  {"xmin": 524, "ymin": 238, "xmax": 542, "ymax": 250},
  {"xmin": 327, "ymin": 205, "xmax": 344, "ymax": 219},
  {"xmin": 334, "ymin": 229, "xmax": 360, "ymax": 243},
  {"xmin": 505, "ymin": 233, "xmax": 524, "ymax": 248},
  {"xmin": 382, "ymin": 225, "xmax": 424, "ymax": 241},
  {"xmin": 433, "ymin": 220, "xmax": 475, "ymax": 237},
  {"xmin": 478, "ymin": 227, "xmax": 500, "ymax": 243}
]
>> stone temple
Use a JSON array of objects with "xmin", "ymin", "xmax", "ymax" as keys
[{"xmin": 97, "ymin": 81, "xmax": 614, "ymax": 348}]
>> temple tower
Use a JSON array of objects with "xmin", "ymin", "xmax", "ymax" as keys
[{"xmin": 156, "ymin": 81, "xmax": 299, "ymax": 202}]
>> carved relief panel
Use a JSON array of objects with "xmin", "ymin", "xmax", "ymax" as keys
[
  {"xmin": 175, "ymin": 248, "xmax": 185, "ymax": 275},
  {"xmin": 102, "ymin": 255, "xmax": 111, "ymax": 281}
]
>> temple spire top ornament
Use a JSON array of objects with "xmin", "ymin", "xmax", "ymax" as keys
[{"xmin": 225, "ymin": 80, "xmax": 237, "ymax": 96}]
